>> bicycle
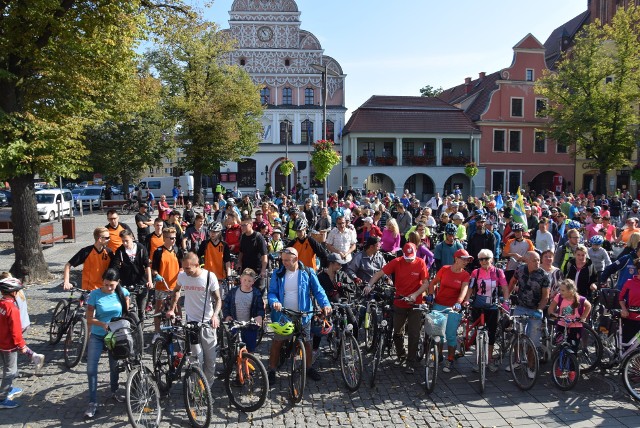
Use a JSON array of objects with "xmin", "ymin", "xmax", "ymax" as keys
[
  {"xmin": 327, "ymin": 300, "xmax": 364, "ymax": 391},
  {"xmin": 152, "ymin": 320, "xmax": 213, "ymax": 428},
  {"xmin": 367, "ymin": 285, "xmax": 397, "ymax": 388},
  {"xmin": 413, "ymin": 304, "xmax": 448, "ymax": 393},
  {"xmin": 121, "ymin": 199, "xmax": 140, "ymax": 215},
  {"xmin": 121, "ymin": 283, "xmax": 151, "ymax": 357},
  {"xmin": 49, "ymin": 285, "xmax": 89, "ymax": 368},
  {"xmin": 500, "ymin": 307, "xmax": 540, "ymax": 391},
  {"xmin": 275, "ymin": 307, "xmax": 316, "ymax": 404},
  {"xmin": 455, "ymin": 304, "xmax": 492, "ymax": 393},
  {"xmin": 219, "ymin": 320, "xmax": 269, "ymax": 412},
  {"xmin": 361, "ymin": 279, "xmax": 392, "ymax": 353},
  {"xmin": 548, "ymin": 315, "xmax": 582, "ymax": 391}
]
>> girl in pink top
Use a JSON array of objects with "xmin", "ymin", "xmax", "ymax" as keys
[
  {"xmin": 548, "ymin": 279, "xmax": 591, "ymax": 343},
  {"xmin": 380, "ymin": 218, "xmax": 401, "ymax": 254}
]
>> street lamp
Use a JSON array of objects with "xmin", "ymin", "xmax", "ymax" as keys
[{"xmin": 310, "ymin": 62, "xmax": 339, "ymax": 204}]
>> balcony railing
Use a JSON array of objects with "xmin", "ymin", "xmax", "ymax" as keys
[{"xmin": 352, "ymin": 154, "xmax": 469, "ymax": 167}]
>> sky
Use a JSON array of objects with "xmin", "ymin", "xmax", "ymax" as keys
[{"xmin": 195, "ymin": 0, "xmax": 588, "ymax": 118}]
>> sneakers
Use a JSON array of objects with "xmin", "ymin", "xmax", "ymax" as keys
[
  {"xmin": 84, "ymin": 402, "xmax": 98, "ymax": 419},
  {"xmin": 405, "ymin": 365, "xmax": 415, "ymax": 374},
  {"xmin": 152, "ymin": 333, "xmax": 161, "ymax": 343},
  {"xmin": 505, "ymin": 362, "xmax": 520, "ymax": 372},
  {"xmin": 31, "ymin": 353, "xmax": 45, "ymax": 373},
  {"xmin": 306, "ymin": 367, "xmax": 321, "ymax": 381},
  {"xmin": 111, "ymin": 388, "xmax": 125, "ymax": 403},
  {"xmin": 268, "ymin": 369, "xmax": 276, "ymax": 384},
  {"xmin": 442, "ymin": 360, "xmax": 454, "ymax": 373},
  {"xmin": 488, "ymin": 362, "xmax": 499, "ymax": 373},
  {"xmin": 527, "ymin": 368, "xmax": 536, "ymax": 379},
  {"xmin": 7, "ymin": 387, "xmax": 22, "ymax": 400},
  {"xmin": 0, "ymin": 398, "xmax": 19, "ymax": 409}
]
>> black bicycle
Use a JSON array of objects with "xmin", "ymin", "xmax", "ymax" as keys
[
  {"xmin": 49, "ymin": 285, "xmax": 89, "ymax": 368},
  {"xmin": 327, "ymin": 300, "xmax": 364, "ymax": 391},
  {"xmin": 549, "ymin": 315, "xmax": 582, "ymax": 391},
  {"xmin": 367, "ymin": 284, "xmax": 397, "ymax": 388}
]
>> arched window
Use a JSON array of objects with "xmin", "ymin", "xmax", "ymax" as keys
[
  {"xmin": 260, "ymin": 87, "xmax": 270, "ymax": 105},
  {"xmin": 281, "ymin": 87, "xmax": 292, "ymax": 105},
  {"xmin": 280, "ymin": 120, "xmax": 292, "ymax": 145},
  {"xmin": 237, "ymin": 158, "xmax": 256, "ymax": 188},
  {"xmin": 301, "ymin": 119, "xmax": 313, "ymax": 145},
  {"xmin": 304, "ymin": 88, "xmax": 314, "ymax": 105},
  {"xmin": 325, "ymin": 120, "xmax": 335, "ymax": 141}
]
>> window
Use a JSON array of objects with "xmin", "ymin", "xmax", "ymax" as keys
[
  {"xmin": 239, "ymin": 58, "xmax": 246, "ymax": 66},
  {"xmin": 279, "ymin": 120, "xmax": 292, "ymax": 145},
  {"xmin": 281, "ymin": 87, "xmax": 292, "ymax": 105},
  {"xmin": 363, "ymin": 142, "xmax": 375, "ymax": 158},
  {"xmin": 301, "ymin": 119, "xmax": 313, "ymax": 145},
  {"xmin": 402, "ymin": 142, "xmax": 414, "ymax": 159},
  {"xmin": 534, "ymin": 131, "xmax": 546, "ymax": 153},
  {"xmin": 237, "ymin": 158, "xmax": 256, "ymax": 188},
  {"xmin": 557, "ymin": 141, "xmax": 568, "ymax": 154},
  {"xmin": 304, "ymin": 88, "xmax": 314, "ymax": 105},
  {"xmin": 509, "ymin": 130, "xmax": 521, "ymax": 152},
  {"xmin": 383, "ymin": 142, "xmax": 394, "ymax": 157},
  {"xmin": 511, "ymin": 98, "xmax": 523, "ymax": 117},
  {"xmin": 443, "ymin": 141, "xmax": 453, "ymax": 156},
  {"xmin": 260, "ymin": 87, "xmax": 270, "ymax": 105},
  {"xmin": 493, "ymin": 130, "xmax": 506, "ymax": 152},
  {"xmin": 284, "ymin": 58, "xmax": 290, "ymax": 67},
  {"xmin": 525, "ymin": 69, "xmax": 534, "ymax": 81},
  {"xmin": 535, "ymin": 99, "xmax": 547, "ymax": 118},
  {"xmin": 325, "ymin": 120, "xmax": 334, "ymax": 141},
  {"xmin": 508, "ymin": 171, "xmax": 522, "ymax": 194}
]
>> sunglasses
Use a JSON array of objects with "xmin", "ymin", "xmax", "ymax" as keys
[
  {"xmin": 167, "ymin": 236, "xmax": 177, "ymax": 240},
  {"xmin": 478, "ymin": 257, "xmax": 490, "ymax": 261},
  {"xmin": 282, "ymin": 248, "xmax": 297, "ymax": 256},
  {"xmin": 100, "ymin": 236, "xmax": 111, "ymax": 240}
]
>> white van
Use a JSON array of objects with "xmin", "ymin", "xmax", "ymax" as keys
[
  {"xmin": 138, "ymin": 175, "xmax": 194, "ymax": 203},
  {"xmin": 35, "ymin": 189, "xmax": 73, "ymax": 221}
]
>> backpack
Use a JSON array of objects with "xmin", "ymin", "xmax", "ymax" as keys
[
  {"xmin": 556, "ymin": 295, "xmax": 587, "ymax": 316},
  {"xmin": 104, "ymin": 318, "xmax": 134, "ymax": 360}
]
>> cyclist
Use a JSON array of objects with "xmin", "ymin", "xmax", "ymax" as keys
[
  {"xmin": 284, "ymin": 207, "xmax": 301, "ymax": 241},
  {"xmin": 288, "ymin": 218, "xmax": 328, "ymax": 271},
  {"xmin": 503, "ymin": 223, "xmax": 534, "ymax": 283},
  {"xmin": 463, "ymin": 249, "xmax": 510, "ymax": 372},
  {"xmin": 601, "ymin": 244, "xmax": 640, "ymax": 290},
  {"xmin": 184, "ymin": 214, "xmax": 206, "ymax": 254},
  {"xmin": 428, "ymin": 249, "xmax": 472, "ymax": 372},
  {"xmin": 238, "ymin": 217, "xmax": 268, "ymax": 292},
  {"xmin": 182, "ymin": 201, "xmax": 196, "ymax": 227},
  {"xmin": 223, "ymin": 268, "xmax": 264, "ymax": 353},
  {"xmin": 267, "ymin": 247, "xmax": 332, "ymax": 383},
  {"xmin": 325, "ymin": 215, "xmax": 357, "ymax": 264},
  {"xmin": 563, "ymin": 245, "xmax": 598, "ymax": 297},
  {"xmin": 105, "ymin": 210, "xmax": 133, "ymax": 253},
  {"xmin": 547, "ymin": 278, "xmax": 591, "ymax": 345},
  {"xmin": 587, "ymin": 235, "xmax": 611, "ymax": 275},
  {"xmin": 63, "ymin": 227, "xmax": 114, "ymax": 291},
  {"xmin": 466, "ymin": 215, "xmax": 497, "ymax": 271},
  {"xmin": 346, "ymin": 236, "xmax": 386, "ymax": 287},
  {"xmin": 618, "ymin": 260, "xmax": 640, "ymax": 344},
  {"xmin": 151, "ymin": 227, "xmax": 183, "ymax": 341},
  {"xmin": 365, "ymin": 243, "xmax": 430, "ymax": 373},
  {"xmin": 144, "ymin": 218, "xmax": 165, "ymax": 261},
  {"xmin": 197, "ymin": 222, "xmax": 231, "ymax": 282},
  {"xmin": 134, "ymin": 203, "xmax": 153, "ymax": 243},
  {"xmin": 553, "ymin": 226, "xmax": 581, "ymax": 270},
  {"xmin": 0, "ymin": 277, "xmax": 45, "ymax": 410},
  {"xmin": 433, "ymin": 223, "xmax": 464, "ymax": 270}
]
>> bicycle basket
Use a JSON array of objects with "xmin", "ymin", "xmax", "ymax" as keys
[
  {"xmin": 425, "ymin": 311, "xmax": 447, "ymax": 337},
  {"xmin": 104, "ymin": 319, "xmax": 134, "ymax": 360},
  {"xmin": 599, "ymin": 288, "xmax": 621, "ymax": 310}
]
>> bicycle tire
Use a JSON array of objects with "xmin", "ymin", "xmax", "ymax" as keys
[
  {"xmin": 289, "ymin": 338, "xmax": 306, "ymax": 404},
  {"xmin": 121, "ymin": 204, "xmax": 131, "ymax": 216},
  {"xmin": 49, "ymin": 299, "xmax": 70, "ymax": 345},
  {"xmin": 224, "ymin": 352, "xmax": 269, "ymax": 412},
  {"xmin": 551, "ymin": 349, "xmax": 580, "ymax": 391},
  {"xmin": 478, "ymin": 331, "xmax": 488, "ymax": 394},
  {"xmin": 622, "ymin": 350, "xmax": 640, "ymax": 401},
  {"xmin": 509, "ymin": 334, "xmax": 538, "ymax": 391},
  {"xmin": 416, "ymin": 321, "xmax": 426, "ymax": 362},
  {"xmin": 598, "ymin": 331, "xmax": 618, "ymax": 369},
  {"xmin": 456, "ymin": 319, "xmax": 470, "ymax": 358},
  {"xmin": 369, "ymin": 332, "xmax": 384, "ymax": 388},
  {"xmin": 493, "ymin": 319, "xmax": 509, "ymax": 365},
  {"xmin": 424, "ymin": 337, "xmax": 439, "ymax": 394},
  {"xmin": 151, "ymin": 338, "xmax": 173, "ymax": 394},
  {"xmin": 183, "ymin": 365, "xmax": 213, "ymax": 428},
  {"xmin": 255, "ymin": 320, "xmax": 264, "ymax": 346},
  {"xmin": 328, "ymin": 331, "xmax": 340, "ymax": 361},
  {"xmin": 126, "ymin": 365, "xmax": 162, "ymax": 428},
  {"xmin": 64, "ymin": 315, "xmax": 88, "ymax": 368},
  {"xmin": 363, "ymin": 305, "xmax": 378, "ymax": 353},
  {"xmin": 340, "ymin": 334, "xmax": 363, "ymax": 392},
  {"xmin": 125, "ymin": 313, "xmax": 145, "ymax": 358},
  {"xmin": 576, "ymin": 324, "xmax": 602, "ymax": 374}
]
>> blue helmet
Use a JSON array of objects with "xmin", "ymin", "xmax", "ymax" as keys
[
  {"xmin": 445, "ymin": 223, "xmax": 457, "ymax": 235},
  {"xmin": 590, "ymin": 235, "xmax": 604, "ymax": 246},
  {"xmin": 567, "ymin": 220, "xmax": 582, "ymax": 229}
]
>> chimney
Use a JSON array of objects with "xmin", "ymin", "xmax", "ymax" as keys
[
  {"xmin": 479, "ymin": 72, "xmax": 486, "ymax": 79},
  {"xmin": 464, "ymin": 77, "xmax": 472, "ymax": 93}
]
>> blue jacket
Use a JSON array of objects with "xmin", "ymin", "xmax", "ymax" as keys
[
  {"xmin": 267, "ymin": 262, "xmax": 330, "ymax": 325},
  {"xmin": 223, "ymin": 286, "xmax": 265, "ymax": 321},
  {"xmin": 601, "ymin": 252, "xmax": 637, "ymax": 290}
]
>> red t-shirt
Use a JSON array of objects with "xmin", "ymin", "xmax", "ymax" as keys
[
  {"xmin": 434, "ymin": 266, "xmax": 471, "ymax": 307},
  {"xmin": 0, "ymin": 296, "xmax": 25, "ymax": 352},
  {"xmin": 620, "ymin": 277, "xmax": 640, "ymax": 321},
  {"xmin": 383, "ymin": 257, "xmax": 428, "ymax": 308}
]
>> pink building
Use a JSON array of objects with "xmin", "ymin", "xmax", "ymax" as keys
[{"xmin": 440, "ymin": 34, "xmax": 574, "ymax": 194}]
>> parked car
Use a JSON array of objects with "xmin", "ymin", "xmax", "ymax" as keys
[
  {"xmin": 0, "ymin": 191, "xmax": 7, "ymax": 207},
  {"xmin": 77, "ymin": 186, "xmax": 104, "ymax": 210},
  {"xmin": 35, "ymin": 188, "xmax": 73, "ymax": 221},
  {"xmin": 0, "ymin": 190, "xmax": 12, "ymax": 206},
  {"xmin": 71, "ymin": 188, "xmax": 83, "ymax": 203}
]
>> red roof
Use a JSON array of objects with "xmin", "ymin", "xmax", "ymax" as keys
[
  {"xmin": 438, "ymin": 71, "xmax": 501, "ymax": 121},
  {"xmin": 343, "ymin": 96, "xmax": 478, "ymax": 135}
]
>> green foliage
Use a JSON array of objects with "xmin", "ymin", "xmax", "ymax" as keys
[
  {"xmin": 419, "ymin": 85, "xmax": 444, "ymax": 97},
  {"xmin": 536, "ymin": 6, "xmax": 640, "ymax": 187},
  {"xmin": 311, "ymin": 140, "xmax": 341, "ymax": 182},
  {"xmin": 464, "ymin": 162, "xmax": 478, "ymax": 178},
  {"xmin": 279, "ymin": 159, "xmax": 294, "ymax": 176}
]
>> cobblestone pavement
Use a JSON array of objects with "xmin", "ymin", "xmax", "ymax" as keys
[{"xmin": 1, "ymin": 210, "xmax": 639, "ymax": 427}]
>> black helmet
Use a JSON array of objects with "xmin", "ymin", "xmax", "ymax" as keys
[
  {"xmin": 511, "ymin": 223, "xmax": 525, "ymax": 232},
  {"xmin": 0, "ymin": 277, "xmax": 24, "ymax": 294},
  {"xmin": 293, "ymin": 218, "xmax": 308, "ymax": 231},
  {"xmin": 289, "ymin": 206, "xmax": 300, "ymax": 214}
]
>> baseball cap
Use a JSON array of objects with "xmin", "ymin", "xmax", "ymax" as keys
[
  {"xmin": 402, "ymin": 243, "xmax": 417, "ymax": 260},
  {"xmin": 140, "ymin": 203, "xmax": 148, "ymax": 208},
  {"xmin": 454, "ymin": 249, "xmax": 474, "ymax": 261},
  {"xmin": 362, "ymin": 216, "xmax": 373, "ymax": 224},
  {"xmin": 327, "ymin": 253, "xmax": 346, "ymax": 264}
]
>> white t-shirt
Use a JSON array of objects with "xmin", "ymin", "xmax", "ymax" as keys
[
  {"xmin": 177, "ymin": 269, "xmax": 219, "ymax": 323},
  {"xmin": 283, "ymin": 269, "xmax": 299, "ymax": 311}
]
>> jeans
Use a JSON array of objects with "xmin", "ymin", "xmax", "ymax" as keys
[
  {"xmin": 513, "ymin": 306, "xmax": 543, "ymax": 347},
  {"xmin": 392, "ymin": 306, "xmax": 423, "ymax": 364},
  {"xmin": 0, "ymin": 351, "xmax": 18, "ymax": 401},
  {"xmin": 86, "ymin": 334, "xmax": 119, "ymax": 404},
  {"xmin": 434, "ymin": 303, "xmax": 461, "ymax": 347}
]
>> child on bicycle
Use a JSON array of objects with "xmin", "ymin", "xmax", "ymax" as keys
[
  {"xmin": 223, "ymin": 268, "xmax": 265, "ymax": 352},
  {"xmin": 547, "ymin": 279, "xmax": 591, "ymax": 346}
]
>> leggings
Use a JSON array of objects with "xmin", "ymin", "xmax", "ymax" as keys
[{"xmin": 471, "ymin": 307, "xmax": 499, "ymax": 345}]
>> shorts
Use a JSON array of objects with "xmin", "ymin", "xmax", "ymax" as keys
[{"xmin": 274, "ymin": 322, "xmax": 311, "ymax": 342}]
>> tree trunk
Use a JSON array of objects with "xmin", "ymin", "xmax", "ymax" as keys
[
  {"xmin": 597, "ymin": 169, "xmax": 608, "ymax": 195},
  {"xmin": 192, "ymin": 169, "xmax": 203, "ymax": 206},
  {"xmin": 9, "ymin": 174, "xmax": 50, "ymax": 282},
  {"xmin": 121, "ymin": 171, "xmax": 132, "ymax": 200}
]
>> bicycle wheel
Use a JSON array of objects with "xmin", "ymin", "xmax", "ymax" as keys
[
  {"xmin": 327, "ymin": 331, "xmax": 340, "ymax": 361},
  {"xmin": 492, "ymin": 318, "xmax": 509, "ymax": 365},
  {"xmin": 255, "ymin": 320, "xmax": 265, "ymax": 346},
  {"xmin": 126, "ymin": 365, "xmax": 162, "ymax": 428},
  {"xmin": 455, "ymin": 320, "xmax": 469, "ymax": 358},
  {"xmin": 340, "ymin": 334, "xmax": 363, "ymax": 392},
  {"xmin": 121, "ymin": 204, "xmax": 131, "ymax": 215},
  {"xmin": 64, "ymin": 315, "xmax": 88, "ymax": 368},
  {"xmin": 598, "ymin": 331, "xmax": 618, "ymax": 369},
  {"xmin": 363, "ymin": 305, "xmax": 378, "ymax": 353},
  {"xmin": 551, "ymin": 349, "xmax": 580, "ymax": 391},
  {"xmin": 289, "ymin": 338, "xmax": 307, "ymax": 404},
  {"xmin": 509, "ymin": 335, "xmax": 538, "ymax": 391},
  {"xmin": 126, "ymin": 313, "xmax": 145, "ymax": 358},
  {"xmin": 622, "ymin": 350, "xmax": 640, "ymax": 401},
  {"xmin": 416, "ymin": 321, "xmax": 426, "ymax": 362},
  {"xmin": 477, "ymin": 331, "xmax": 488, "ymax": 394},
  {"xmin": 49, "ymin": 300, "xmax": 69, "ymax": 345},
  {"xmin": 151, "ymin": 339, "xmax": 173, "ymax": 394},
  {"xmin": 576, "ymin": 324, "xmax": 602, "ymax": 374},
  {"xmin": 424, "ymin": 337, "xmax": 439, "ymax": 394},
  {"xmin": 369, "ymin": 333, "xmax": 384, "ymax": 388},
  {"xmin": 183, "ymin": 365, "xmax": 212, "ymax": 428},
  {"xmin": 224, "ymin": 352, "xmax": 268, "ymax": 412}
]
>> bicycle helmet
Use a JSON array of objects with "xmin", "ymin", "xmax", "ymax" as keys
[
  {"xmin": 567, "ymin": 220, "xmax": 582, "ymax": 229},
  {"xmin": 209, "ymin": 222, "xmax": 223, "ymax": 233},
  {"xmin": 268, "ymin": 319, "xmax": 295, "ymax": 336},
  {"xmin": 476, "ymin": 215, "xmax": 487, "ymax": 222},
  {"xmin": 590, "ymin": 235, "xmax": 604, "ymax": 246},
  {"xmin": 511, "ymin": 223, "xmax": 525, "ymax": 232},
  {"xmin": 288, "ymin": 206, "xmax": 300, "ymax": 214},
  {"xmin": 0, "ymin": 277, "xmax": 24, "ymax": 294},
  {"xmin": 444, "ymin": 223, "xmax": 457, "ymax": 235},
  {"xmin": 293, "ymin": 218, "xmax": 308, "ymax": 231}
]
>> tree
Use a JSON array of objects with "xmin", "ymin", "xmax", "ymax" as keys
[
  {"xmin": 85, "ymin": 69, "xmax": 174, "ymax": 195},
  {"xmin": 148, "ymin": 17, "xmax": 263, "ymax": 205},
  {"xmin": 419, "ymin": 85, "xmax": 444, "ymax": 97},
  {"xmin": 0, "ymin": 1, "xmax": 191, "ymax": 281},
  {"xmin": 536, "ymin": 6, "xmax": 640, "ymax": 194}
]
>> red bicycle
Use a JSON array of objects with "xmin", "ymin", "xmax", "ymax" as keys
[{"xmin": 455, "ymin": 305, "xmax": 490, "ymax": 393}]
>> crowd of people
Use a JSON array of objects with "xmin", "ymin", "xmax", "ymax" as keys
[{"xmin": 3, "ymin": 185, "xmax": 640, "ymax": 416}]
